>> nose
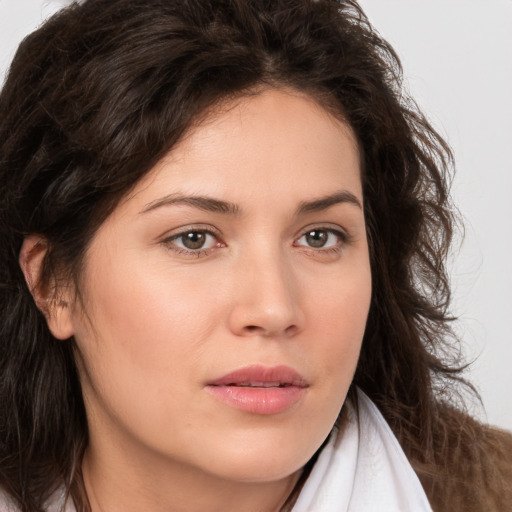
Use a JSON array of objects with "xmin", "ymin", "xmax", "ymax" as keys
[{"xmin": 227, "ymin": 249, "xmax": 304, "ymax": 339}]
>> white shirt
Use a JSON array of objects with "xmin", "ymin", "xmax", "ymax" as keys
[{"xmin": 292, "ymin": 388, "xmax": 432, "ymax": 511}]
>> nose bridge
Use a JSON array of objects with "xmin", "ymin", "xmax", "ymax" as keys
[{"xmin": 229, "ymin": 240, "xmax": 303, "ymax": 337}]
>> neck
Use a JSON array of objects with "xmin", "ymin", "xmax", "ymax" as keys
[{"xmin": 81, "ymin": 443, "xmax": 302, "ymax": 512}]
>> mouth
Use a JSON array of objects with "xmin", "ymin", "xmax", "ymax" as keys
[
  {"xmin": 207, "ymin": 364, "xmax": 308, "ymax": 387},
  {"xmin": 218, "ymin": 381, "xmax": 294, "ymax": 388},
  {"xmin": 205, "ymin": 365, "xmax": 308, "ymax": 415}
]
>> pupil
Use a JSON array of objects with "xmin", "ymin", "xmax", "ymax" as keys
[
  {"xmin": 183, "ymin": 232, "xmax": 205, "ymax": 249},
  {"xmin": 306, "ymin": 230, "xmax": 327, "ymax": 248}
]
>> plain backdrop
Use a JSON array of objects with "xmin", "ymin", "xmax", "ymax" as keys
[
  {"xmin": 1, "ymin": 0, "xmax": 511, "ymax": 431},
  {"xmin": 358, "ymin": 0, "xmax": 512, "ymax": 432}
]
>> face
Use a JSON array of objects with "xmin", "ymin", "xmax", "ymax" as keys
[{"xmin": 67, "ymin": 88, "xmax": 371, "ymax": 484}]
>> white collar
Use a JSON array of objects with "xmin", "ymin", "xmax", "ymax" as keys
[{"xmin": 292, "ymin": 388, "xmax": 432, "ymax": 511}]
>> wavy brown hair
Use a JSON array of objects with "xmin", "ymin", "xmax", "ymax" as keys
[{"xmin": 0, "ymin": 1, "xmax": 510, "ymax": 511}]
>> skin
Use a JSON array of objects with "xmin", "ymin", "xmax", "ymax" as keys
[{"xmin": 22, "ymin": 88, "xmax": 372, "ymax": 512}]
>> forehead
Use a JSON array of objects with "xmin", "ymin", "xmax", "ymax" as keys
[{"xmin": 123, "ymin": 87, "xmax": 362, "ymax": 212}]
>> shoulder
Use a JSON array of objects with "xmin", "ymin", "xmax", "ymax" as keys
[
  {"xmin": 461, "ymin": 420, "xmax": 512, "ymax": 511},
  {"xmin": 418, "ymin": 407, "xmax": 512, "ymax": 512}
]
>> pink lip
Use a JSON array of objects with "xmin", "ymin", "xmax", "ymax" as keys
[{"xmin": 205, "ymin": 365, "xmax": 308, "ymax": 415}]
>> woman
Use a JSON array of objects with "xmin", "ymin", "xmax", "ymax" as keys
[{"xmin": 0, "ymin": 0, "xmax": 510, "ymax": 511}]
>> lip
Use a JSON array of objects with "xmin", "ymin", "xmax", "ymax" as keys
[{"xmin": 205, "ymin": 365, "xmax": 308, "ymax": 415}]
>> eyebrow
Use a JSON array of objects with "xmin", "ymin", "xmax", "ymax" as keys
[
  {"xmin": 141, "ymin": 193, "xmax": 241, "ymax": 216},
  {"xmin": 141, "ymin": 189, "xmax": 362, "ymax": 216},
  {"xmin": 296, "ymin": 190, "xmax": 362, "ymax": 215}
]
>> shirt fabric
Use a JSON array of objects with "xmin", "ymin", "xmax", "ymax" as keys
[{"xmin": 291, "ymin": 388, "xmax": 432, "ymax": 511}]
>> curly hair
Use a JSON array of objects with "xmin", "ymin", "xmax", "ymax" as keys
[{"xmin": 0, "ymin": 1, "xmax": 510, "ymax": 511}]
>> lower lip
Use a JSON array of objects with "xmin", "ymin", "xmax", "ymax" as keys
[{"xmin": 205, "ymin": 385, "xmax": 306, "ymax": 415}]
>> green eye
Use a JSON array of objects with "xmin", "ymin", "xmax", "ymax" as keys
[
  {"xmin": 171, "ymin": 231, "xmax": 217, "ymax": 251},
  {"xmin": 305, "ymin": 230, "xmax": 329, "ymax": 248},
  {"xmin": 181, "ymin": 232, "xmax": 207, "ymax": 249},
  {"xmin": 296, "ymin": 229, "xmax": 343, "ymax": 249}
]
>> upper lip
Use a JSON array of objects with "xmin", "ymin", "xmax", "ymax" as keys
[{"xmin": 206, "ymin": 365, "xmax": 308, "ymax": 388}]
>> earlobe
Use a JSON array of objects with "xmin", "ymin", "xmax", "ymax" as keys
[{"xmin": 19, "ymin": 235, "xmax": 75, "ymax": 340}]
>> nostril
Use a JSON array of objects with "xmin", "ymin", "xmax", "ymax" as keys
[
  {"xmin": 243, "ymin": 325, "xmax": 271, "ymax": 337},
  {"xmin": 242, "ymin": 324, "xmax": 299, "ymax": 337},
  {"xmin": 284, "ymin": 325, "xmax": 299, "ymax": 336}
]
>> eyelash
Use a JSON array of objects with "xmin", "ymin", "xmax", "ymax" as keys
[
  {"xmin": 161, "ymin": 226, "xmax": 351, "ymax": 258},
  {"xmin": 293, "ymin": 227, "xmax": 350, "ymax": 254},
  {"xmin": 162, "ymin": 226, "xmax": 224, "ymax": 258}
]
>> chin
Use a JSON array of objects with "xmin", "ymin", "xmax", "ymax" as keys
[
  {"xmin": 193, "ymin": 429, "xmax": 325, "ymax": 484},
  {"xmin": 209, "ymin": 457, "xmax": 306, "ymax": 484}
]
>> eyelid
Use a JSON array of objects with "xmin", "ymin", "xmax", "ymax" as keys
[
  {"xmin": 160, "ymin": 224, "xmax": 225, "ymax": 256},
  {"xmin": 158, "ymin": 223, "xmax": 352, "ymax": 258},
  {"xmin": 294, "ymin": 224, "xmax": 351, "ymax": 242},
  {"xmin": 292, "ymin": 224, "xmax": 353, "ymax": 255},
  {"xmin": 160, "ymin": 223, "xmax": 222, "ymax": 240}
]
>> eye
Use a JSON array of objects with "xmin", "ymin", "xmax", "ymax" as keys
[
  {"xmin": 165, "ymin": 229, "xmax": 220, "ymax": 252},
  {"xmin": 295, "ymin": 228, "xmax": 344, "ymax": 249}
]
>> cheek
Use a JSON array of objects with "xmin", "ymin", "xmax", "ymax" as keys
[
  {"xmin": 281, "ymin": 262, "xmax": 371, "ymax": 461},
  {"xmin": 91, "ymin": 252, "xmax": 218, "ymax": 333},
  {"xmin": 71, "ymin": 256, "xmax": 222, "ymax": 400},
  {"xmin": 71, "ymin": 262, "xmax": 222, "ymax": 444},
  {"xmin": 307, "ymin": 259, "xmax": 371, "ymax": 381}
]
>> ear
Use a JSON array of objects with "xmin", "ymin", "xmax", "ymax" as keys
[{"xmin": 19, "ymin": 235, "xmax": 75, "ymax": 340}]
